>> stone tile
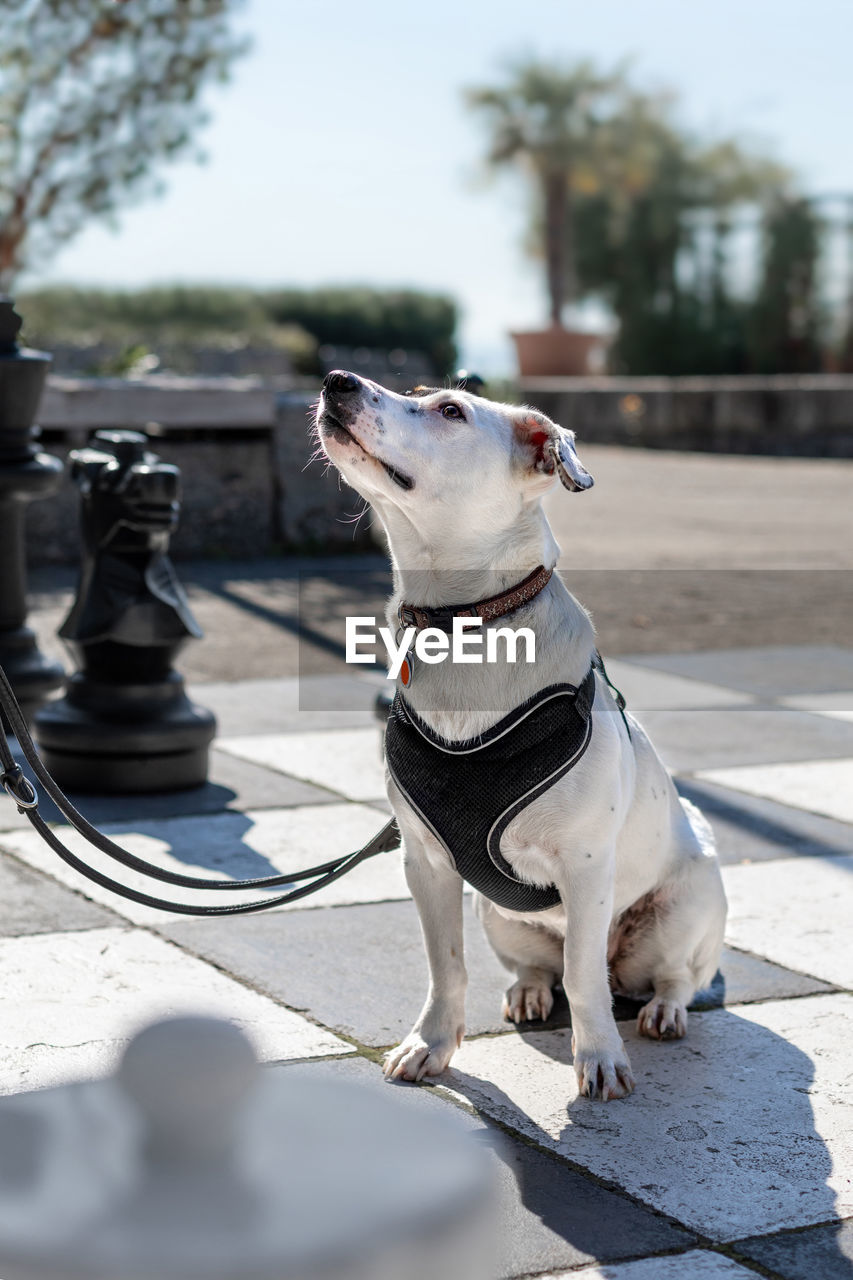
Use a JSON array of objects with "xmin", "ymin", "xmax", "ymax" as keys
[
  {"xmin": 543, "ymin": 1252, "xmax": 759, "ymax": 1279},
  {"xmin": 442, "ymin": 993, "xmax": 853, "ymax": 1240},
  {"xmin": 640, "ymin": 707, "xmax": 853, "ymax": 772},
  {"xmin": 191, "ymin": 673, "xmax": 384, "ymax": 735},
  {"xmin": 699, "ymin": 759, "xmax": 853, "ymax": 825},
  {"xmin": 0, "ymin": 803, "xmax": 401, "ymax": 928},
  {"xmin": 736, "ymin": 1218, "xmax": 853, "ymax": 1280},
  {"xmin": 160, "ymin": 897, "xmax": 822, "ymax": 1049},
  {"xmin": 447, "ymin": 1121, "xmax": 693, "ymax": 1279},
  {"xmin": 162, "ymin": 898, "xmax": 507, "ymax": 1048},
  {"xmin": 603, "ymin": 659, "xmax": 755, "ymax": 711},
  {"xmin": 627, "ymin": 646, "xmax": 853, "ymax": 699},
  {"xmin": 783, "ymin": 691, "xmax": 853, "ymax": 721},
  {"xmin": 272, "ymin": 1056, "xmax": 693, "ymax": 1277},
  {"xmin": 722, "ymin": 854, "xmax": 853, "ymax": 987},
  {"xmin": 0, "ymin": 927, "xmax": 350, "ymax": 1095},
  {"xmin": 0, "ymin": 851, "xmax": 119, "ymax": 935},
  {"xmin": 678, "ymin": 779, "xmax": 853, "ymax": 864},
  {"xmin": 692, "ymin": 947, "xmax": 833, "ymax": 1009},
  {"xmin": 218, "ymin": 727, "xmax": 387, "ymax": 801},
  {"xmin": 0, "ymin": 740, "xmax": 333, "ymax": 833},
  {"xmin": 208, "ymin": 748, "xmax": 339, "ymax": 809}
]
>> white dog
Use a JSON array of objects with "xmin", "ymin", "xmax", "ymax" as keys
[{"xmin": 316, "ymin": 371, "xmax": 726, "ymax": 1101}]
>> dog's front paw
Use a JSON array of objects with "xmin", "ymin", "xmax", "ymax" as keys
[
  {"xmin": 637, "ymin": 996, "xmax": 687, "ymax": 1040},
  {"xmin": 383, "ymin": 1025, "xmax": 463, "ymax": 1082},
  {"xmin": 572, "ymin": 1038, "xmax": 635, "ymax": 1101},
  {"xmin": 502, "ymin": 977, "xmax": 554, "ymax": 1024}
]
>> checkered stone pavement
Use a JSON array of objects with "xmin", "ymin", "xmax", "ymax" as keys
[{"xmin": 0, "ymin": 645, "xmax": 851, "ymax": 1278}]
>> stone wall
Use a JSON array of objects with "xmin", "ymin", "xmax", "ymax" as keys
[
  {"xmin": 26, "ymin": 371, "xmax": 853, "ymax": 566},
  {"xmin": 26, "ymin": 375, "xmax": 371, "ymax": 566},
  {"xmin": 522, "ymin": 374, "xmax": 853, "ymax": 456}
]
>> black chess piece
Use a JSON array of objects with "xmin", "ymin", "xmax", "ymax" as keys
[
  {"xmin": 0, "ymin": 297, "xmax": 65, "ymax": 722},
  {"xmin": 34, "ymin": 431, "xmax": 216, "ymax": 792}
]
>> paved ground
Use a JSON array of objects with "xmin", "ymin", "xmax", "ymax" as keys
[
  {"xmin": 544, "ymin": 444, "xmax": 853, "ymax": 571},
  {"xmin": 4, "ymin": 445, "xmax": 852, "ymax": 1276},
  {"xmin": 26, "ymin": 444, "xmax": 853, "ymax": 674},
  {"xmin": 0, "ymin": 644, "xmax": 851, "ymax": 1277}
]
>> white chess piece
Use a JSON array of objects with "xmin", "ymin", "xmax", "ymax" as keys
[{"xmin": 0, "ymin": 1015, "xmax": 494, "ymax": 1280}]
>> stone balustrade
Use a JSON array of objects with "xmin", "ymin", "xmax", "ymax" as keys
[{"xmin": 522, "ymin": 374, "xmax": 853, "ymax": 456}]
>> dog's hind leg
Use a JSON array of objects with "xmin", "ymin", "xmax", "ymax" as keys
[
  {"xmin": 476, "ymin": 896, "xmax": 564, "ymax": 1023},
  {"xmin": 383, "ymin": 824, "xmax": 467, "ymax": 1082},
  {"xmin": 612, "ymin": 853, "xmax": 727, "ymax": 1042}
]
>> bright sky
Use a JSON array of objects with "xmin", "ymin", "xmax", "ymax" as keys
[{"xmin": 24, "ymin": 0, "xmax": 853, "ymax": 374}]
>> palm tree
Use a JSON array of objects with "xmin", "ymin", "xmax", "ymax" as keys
[{"xmin": 466, "ymin": 58, "xmax": 626, "ymax": 327}]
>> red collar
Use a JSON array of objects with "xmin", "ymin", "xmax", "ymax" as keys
[{"xmin": 398, "ymin": 565, "xmax": 553, "ymax": 633}]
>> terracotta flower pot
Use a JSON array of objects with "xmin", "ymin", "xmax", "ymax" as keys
[{"xmin": 510, "ymin": 326, "xmax": 606, "ymax": 377}]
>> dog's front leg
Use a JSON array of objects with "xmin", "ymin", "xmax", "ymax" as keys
[
  {"xmin": 384, "ymin": 834, "xmax": 467, "ymax": 1082},
  {"xmin": 555, "ymin": 853, "xmax": 635, "ymax": 1101}
]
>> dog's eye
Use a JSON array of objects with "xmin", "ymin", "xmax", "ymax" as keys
[{"xmin": 440, "ymin": 402, "xmax": 465, "ymax": 421}]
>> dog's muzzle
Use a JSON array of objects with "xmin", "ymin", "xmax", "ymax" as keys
[
  {"xmin": 323, "ymin": 369, "xmax": 362, "ymax": 401},
  {"xmin": 319, "ymin": 372, "xmax": 414, "ymax": 491}
]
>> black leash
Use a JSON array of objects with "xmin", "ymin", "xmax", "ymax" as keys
[
  {"xmin": 0, "ymin": 663, "xmax": 401, "ymax": 916},
  {"xmin": 0, "ymin": 653, "xmax": 628, "ymax": 917}
]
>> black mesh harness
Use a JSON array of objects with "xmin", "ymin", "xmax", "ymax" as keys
[{"xmin": 385, "ymin": 664, "xmax": 597, "ymax": 912}]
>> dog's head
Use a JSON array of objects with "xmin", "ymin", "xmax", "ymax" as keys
[{"xmin": 316, "ymin": 371, "xmax": 592, "ymax": 546}]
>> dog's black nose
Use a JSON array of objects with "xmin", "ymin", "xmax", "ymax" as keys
[{"xmin": 323, "ymin": 370, "xmax": 361, "ymax": 395}]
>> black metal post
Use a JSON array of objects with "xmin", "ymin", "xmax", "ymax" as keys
[
  {"xmin": 0, "ymin": 297, "xmax": 65, "ymax": 722},
  {"xmin": 33, "ymin": 430, "xmax": 216, "ymax": 792}
]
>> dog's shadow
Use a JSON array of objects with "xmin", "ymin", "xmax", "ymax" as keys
[{"xmin": 443, "ymin": 1000, "xmax": 850, "ymax": 1271}]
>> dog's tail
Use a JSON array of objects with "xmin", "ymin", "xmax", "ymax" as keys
[{"xmin": 677, "ymin": 793, "xmax": 717, "ymax": 860}]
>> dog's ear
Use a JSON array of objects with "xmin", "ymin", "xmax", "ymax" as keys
[
  {"xmin": 550, "ymin": 428, "xmax": 594, "ymax": 492},
  {"xmin": 514, "ymin": 412, "xmax": 594, "ymax": 493}
]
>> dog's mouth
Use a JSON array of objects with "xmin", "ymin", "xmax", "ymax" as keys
[{"xmin": 320, "ymin": 409, "xmax": 414, "ymax": 491}]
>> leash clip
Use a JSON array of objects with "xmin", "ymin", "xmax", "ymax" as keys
[{"xmin": 2, "ymin": 765, "xmax": 39, "ymax": 811}]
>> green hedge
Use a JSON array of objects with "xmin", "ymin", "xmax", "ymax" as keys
[
  {"xmin": 16, "ymin": 285, "xmax": 459, "ymax": 376},
  {"xmin": 17, "ymin": 286, "xmax": 266, "ymax": 337},
  {"xmin": 265, "ymin": 288, "xmax": 458, "ymax": 375}
]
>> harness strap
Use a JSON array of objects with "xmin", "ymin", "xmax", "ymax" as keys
[
  {"xmin": 386, "ymin": 666, "xmax": 597, "ymax": 913},
  {"xmin": 0, "ymin": 662, "xmax": 400, "ymax": 915},
  {"xmin": 593, "ymin": 649, "xmax": 632, "ymax": 740}
]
